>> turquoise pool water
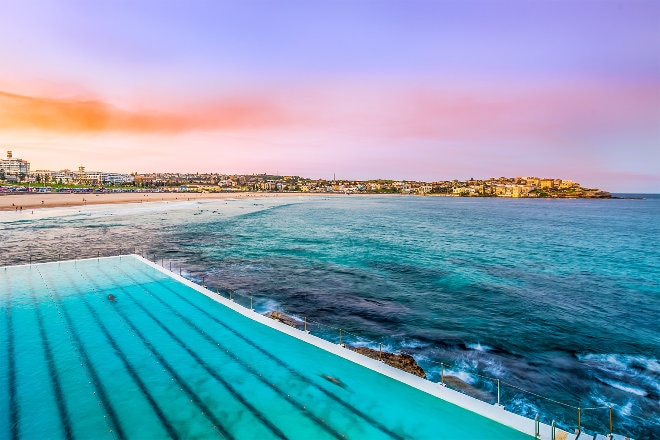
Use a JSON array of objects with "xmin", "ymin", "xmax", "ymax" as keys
[{"xmin": 1, "ymin": 256, "xmax": 534, "ymax": 439}]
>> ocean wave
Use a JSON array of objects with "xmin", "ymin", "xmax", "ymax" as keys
[
  {"xmin": 255, "ymin": 298, "xmax": 284, "ymax": 314},
  {"xmin": 578, "ymin": 353, "xmax": 660, "ymax": 375},
  {"xmin": 590, "ymin": 392, "xmax": 636, "ymax": 417},
  {"xmin": 466, "ymin": 342, "xmax": 493, "ymax": 352},
  {"xmin": 578, "ymin": 353, "xmax": 659, "ymax": 398},
  {"xmin": 446, "ymin": 369, "xmax": 477, "ymax": 385},
  {"xmin": 599, "ymin": 379, "xmax": 648, "ymax": 396},
  {"xmin": 506, "ymin": 396, "xmax": 541, "ymax": 419}
]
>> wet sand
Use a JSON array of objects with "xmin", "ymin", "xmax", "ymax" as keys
[{"xmin": 0, "ymin": 191, "xmax": 317, "ymax": 211}]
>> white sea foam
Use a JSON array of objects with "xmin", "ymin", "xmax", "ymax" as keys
[
  {"xmin": 619, "ymin": 400, "xmax": 633, "ymax": 416},
  {"xmin": 602, "ymin": 380, "xmax": 648, "ymax": 396},
  {"xmin": 466, "ymin": 342, "xmax": 492, "ymax": 352},
  {"xmin": 506, "ymin": 396, "xmax": 540, "ymax": 419},
  {"xmin": 255, "ymin": 298, "xmax": 283, "ymax": 314},
  {"xmin": 578, "ymin": 353, "xmax": 660, "ymax": 375},
  {"xmin": 446, "ymin": 369, "xmax": 477, "ymax": 385}
]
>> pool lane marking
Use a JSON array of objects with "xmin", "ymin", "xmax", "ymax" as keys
[
  {"xmin": 61, "ymin": 270, "xmax": 181, "ymax": 440},
  {"xmin": 63, "ymin": 269, "xmax": 183, "ymax": 439},
  {"xmin": 74, "ymin": 269, "xmax": 234, "ymax": 440},
  {"xmin": 71, "ymin": 271, "xmax": 226, "ymax": 440},
  {"xmin": 104, "ymin": 273, "xmax": 344, "ymax": 439},
  {"xmin": 100, "ymin": 266, "xmax": 335, "ymax": 440},
  {"xmin": 91, "ymin": 266, "xmax": 303, "ymax": 440},
  {"xmin": 66, "ymin": 269, "xmax": 223, "ymax": 439},
  {"xmin": 37, "ymin": 267, "xmax": 125, "ymax": 440},
  {"xmin": 139, "ymin": 262, "xmax": 407, "ymax": 440},
  {"xmin": 27, "ymin": 270, "xmax": 74, "ymax": 440},
  {"xmin": 4, "ymin": 270, "xmax": 19, "ymax": 440},
  {"xmin": 120, "ymin": 260, "xmax": 406, "ymax": 440}
]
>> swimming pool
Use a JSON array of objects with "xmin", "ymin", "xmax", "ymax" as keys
[{"xmin": 1, "ymin": 256, "xmax": 542, "ymax": 439}]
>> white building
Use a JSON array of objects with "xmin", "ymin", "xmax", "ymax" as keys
[{"xmin": 0, "ymin": 151, "xmax": 30, "ymax": 177}]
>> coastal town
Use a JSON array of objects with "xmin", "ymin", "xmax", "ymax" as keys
[{"xmin": 1, "ymin": 150, "xmax": 611, "ymax": 198}]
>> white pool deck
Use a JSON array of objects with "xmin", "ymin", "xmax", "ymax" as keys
[{"xmin": 4, "ymin": 255, "xmax": 624, "ymax": 440}]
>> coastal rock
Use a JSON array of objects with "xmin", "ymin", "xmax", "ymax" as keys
[
  {"xmin": 263, "ymin": 311, "xmax": 302, "ymax": 329},
  {"xmin": 262, "ymin": 311, "xmax": 427, "ymax": 379},
  {"xmin": 441, "ymin": 375, "xmax": 493, "ymax": 402},
  {"xmin": 349, "ymin": 346, "xmax": 426, "ymax": 379}
]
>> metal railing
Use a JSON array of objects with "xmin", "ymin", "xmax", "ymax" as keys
[{"xmin": 3, "ymin": 249, "xmax": 658, "ymax": 439}]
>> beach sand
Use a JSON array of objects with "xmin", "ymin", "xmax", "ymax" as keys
[{"xmin": 0, "ymin": 191, "xmax": 312, "ymax": 211}]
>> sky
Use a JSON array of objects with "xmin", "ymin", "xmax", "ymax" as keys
[{"xmin": 0, "ymin": 0, "xmax": 659, "ymax": 192}]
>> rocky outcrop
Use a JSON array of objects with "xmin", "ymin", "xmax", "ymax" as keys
[
  {"xmin": 441, "ymin": 375, "xmax": 493, "ymax": 402},
  {"xmin": 349, "ymin": 346, "xmax": 426, "ymax": 379},
  {"xmin": 263, "ymin": 311, "xmax": 302, "ymax": 329},
  {"xmin": 262, "ymin": 311, "xmax": 427, "ymax": 379}
]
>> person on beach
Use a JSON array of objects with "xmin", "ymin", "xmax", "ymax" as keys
[{"xmin": 108, "ymin": 294, "xmax": 116, "ymax": 301}]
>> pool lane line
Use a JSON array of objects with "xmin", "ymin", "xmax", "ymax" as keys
[
  {"xmin": 63, "ymin": 280, "xmax": 181, "ymax": 440},
  {"xmin": 109, "ymin": 299, "xmax": 234, "ymax": 439},
  {"xmin": 88, "ymin": 266, "xmax": 302, "ymax": 440},
  {"xmin": 72, "ymin": 268, "xmax": 234, "ymax": 440},
  {"xmin": 145, "ymin": 263, "xmax": 408, "ymax": 440},
  {"xmin": 105, "ymin": 268, "xmax": 344, "ymax": 439},
  {"xmin": 66, "ymin": 269, "xmax": 225, "ymax": 440},
  {"xmin": 60, "ymin": 269, "xmax": 184, "ymax": 439},
  {"xmin": 27, "ymin": 270, "xmax": 74, "ymax": 440},
  {"xmin": 98, "ymin": 267, "xmax": 334, "ymax": 440},
  {"xmin": 4, "ymin": 271, "xmax": 19, "ymax": 440},
  {"xmin": 37, "ymin": 267, "xmax": 125, "ymax": 440},
  {"xmin": 119, "ymin": 260, "xmax": 407, "ymax": 440}
]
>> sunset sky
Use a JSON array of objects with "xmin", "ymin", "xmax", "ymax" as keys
[{"xmin": 1, "ymin": 0, "xmax": 659, "ymax": 191}]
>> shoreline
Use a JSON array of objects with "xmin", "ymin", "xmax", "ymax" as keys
[
  {"xmin": 0, "ymin": 190, "xmax": 633, "ymax": 212},
  {"xmin": 0, "ymin": 191, "xmax": 319, "ymax": 211}
]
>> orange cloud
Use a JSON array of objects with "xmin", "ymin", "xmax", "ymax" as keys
[{"xmin": 0, "ymin": 90, "xmax": 287, "ymax": 133}]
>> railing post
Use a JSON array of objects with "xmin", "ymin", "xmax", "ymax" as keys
[
  {"xmin": 250, "ymin": 296, "xmax": 253, "ymax": 311},
  {"xmin": 551, "ymin": 421, "xmax": 556, "ymax": 440},
  {"xmin": 379, "ymin": 343, "xmax": 382, "ymax": 361},
  {"xmin": 201, "ymin": 275, "xmax": 205, "ymax": 287},
  {"xmin": 535, "ymin": 414, "xmax": 540, "ymax": 438},
  {"xmin": 577, "ymin": 407, "xmax": 581, "ymax": 433},
  {"xmin": 304, "ymin": 317, "xmax": 307, "ymax": 332},
  {"xmin": 440, "ymin": 362, "xmax": 445, "ymax": 386},
  {"xmin": 179, "ymin": 266, "xmax": 182, "ymax": 276},
  {"xmin": 609, "ymin": 406, "xmax": 613, "ymax": 436},
  {"xmin": 497, "ymin": 379, "xmax": 501, "ymax": 407},
  {"xmin": 169, "ymin": 261, "xmax": 172, "ymax": 271},
  {"xmin": 339, "ymin": 328, "xmax": 342, "ymax": 345},
  {"xmin": 230, "ymin": 289, "xmax": 233, "ymax": 301}
]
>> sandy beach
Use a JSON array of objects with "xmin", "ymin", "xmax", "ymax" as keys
[{"xmin": 0, "ymin": 191, "xmax": 313, "ymax": 211}]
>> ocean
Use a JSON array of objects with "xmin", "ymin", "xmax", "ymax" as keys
[{"xmin": 1, "ymin": 194, "xmax": 658, "ymax": 438}]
